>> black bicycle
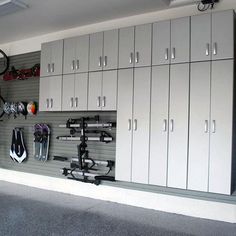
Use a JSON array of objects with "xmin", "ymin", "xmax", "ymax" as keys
[{"xmin": 0, "ymin": 49, "xmax": 9, "ymax": 76}]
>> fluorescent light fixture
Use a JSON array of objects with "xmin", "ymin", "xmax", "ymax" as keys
[
  {"xmin": 0, "ymin": 0, "xmax": 28, "ymax": 17},
  {"xmin": 169, "ymin": 0, "xmax": 199, "ymax": 7}
]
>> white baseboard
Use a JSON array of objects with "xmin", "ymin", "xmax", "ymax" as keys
[{"xmin": 0, "ymin": 168, "xmax": 235, "ymax": 223}]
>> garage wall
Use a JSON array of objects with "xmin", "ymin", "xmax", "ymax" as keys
[{"xmin": 0, "ymin": 51, "xmax": 116, "ymax": 178}]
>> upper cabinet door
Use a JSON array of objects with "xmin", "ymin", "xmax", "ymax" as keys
[
  {"xmin": 88, "ymin": 71, "xmax": 102, "ymax": 110},
  {"xmin": 152, "ymin": 21, "xmax": 171, "ymax": 65},
  {"xmin": 103, "ymin": 30, "xmax": 118, "ymax": 70},
  {"xmin": 40, "ymin": 42, "xmax": 52, "ymax": 77},
  {"xmin": 119, "ymin": 27, "xmax": 135, "ymax": 69},
  {"xmin": 75, "ymin": 35, "xmax": 89, "ymax": 73},
  {"xmin": 63, "ymin": 37, "xmax": 76, "ymax": 74},
  {"xmin": 102, "ymin": 70, "xmax": 117, "ymax": 111},
  {"xmin": 171, "ymin": 17, "xmax": 190, "ymax": 64},
  {"xmin": 50, "ymin": 40, "xmax": 63, "ymax": 76},
  {"xmin": 89, "ymin": 32, "xmax": 103, "ymax": 71},
  {"xmin": 191, "ymin": 14, "xmax": 211, "ymax": 62},
  {"xmin": 134, "ymin": 24, "xmax": 152, "ymax": 67},
  {"xmin": 212, "ymin": 10, "xmax": 234, "ymax": 60}
]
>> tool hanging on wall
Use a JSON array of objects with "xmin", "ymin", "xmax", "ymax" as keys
[{"xmin": 55, "ymin": 115, "xmax": 116, "ymax": 185}]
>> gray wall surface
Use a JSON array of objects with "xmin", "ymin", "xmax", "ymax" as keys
[{"xmin": 0, "ymin": 51, "xmax": 116, "ymax": 178}]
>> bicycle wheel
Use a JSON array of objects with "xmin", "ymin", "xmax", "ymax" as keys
[
  {"xmin": 0, "ymin": 95, "xmax": 6, "ymax": 118},
  {"xmin": 0, "ymin": 49, "xmax": 9, "ymax": 75}
]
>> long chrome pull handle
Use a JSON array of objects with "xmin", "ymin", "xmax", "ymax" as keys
[
  {"xmin": 97, "ymin": 96, "xmax": 101, "ymax": 107},
  {"xmin": 129, "ymin": 52, "xmax": 133, "ymax": 64},
  {"xmin": 165, "ymin": 48, "xmax": 169, "ymax": 60},
  {"xmin": 71, "ymin": 60, "xmax": 75, "ymax": 70},
  {"xmin": 134, "ymin": 119, "xmax": 137, "ymax": 131},
  {"xmin": 163, "ymin": 119, "xmax": 167, "ymax": 132},
  {"xmin": 70, "ymin": 97, "xmax": 74, "ymax": 108},
  {"xmin": 76, "ymin": 60, "xmax": 79, "ymax": 70},
  {"xmin": 46, "ymin": 99, "xmax": 49, "ymax": 108},
  {"xmin": 170, "ymin": 119, "xmax": 174, "ymax": 132},
  {"xmin": 213, "ymin": 42, "xmax": 217, "ymax": 55},
  {"xmin": 206, "ymin": 43, "xmax": 210, "ymax": 56},
  {"xmin": 102, "ymin": 96, "xmax": 106, "ymax": 107},
  {"xmin": 51, "ymin": 63, "xmax": 55, "ymax": 73},
  {"xmin": 50, "ymin": 98, "xmax": 53, "ymax": 108},
  {"xmin": 212, "ymin": 120, "xmax": 216, "ymax": 133},
  {"xmin": 171, "ymin": 48, "xmax": 175, "ymax": 59},
  {"xmin": 98, "ymin": 56, "xmax": 102, "ymax": 67},
  {"xmin": 47, "ymin": 64, "xmax": 51, "ymax": 73},
  {"xmin": 128, "ymin": 119, "xmax": 131, "ymax": 131},
  {"xmin": 204, "ymin": 120, "xmax": 208, "ymax": 133},
  {"xmin": 103, "ymin": 56, "xmax": 107, "ymax": 67},
  {"xmin": 135, "ymin": 52, "xmax": 139, "ymax": 63},
  {"xmin": 75, "ymin": 97, "xmax": 78, "ymax": 108}
]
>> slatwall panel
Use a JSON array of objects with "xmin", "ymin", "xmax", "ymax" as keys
[{"xmin": 0, "ymin": 51, "xmax": 116, "ymax": 178}]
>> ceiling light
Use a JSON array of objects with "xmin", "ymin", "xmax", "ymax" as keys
[
  {"xmin": 0, "ymin": 0, "xmax": 28, "ymax": 17},
  {"xmin": 169, "ymin": 0, "xmax": 199, "ymax": 7}
]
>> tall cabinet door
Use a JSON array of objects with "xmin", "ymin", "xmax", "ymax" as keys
[
  {"xmin": 39, "ymin": 77, "xmax": 50, "ymax": 111},
  {"xmin": 102, "ymin": 70, "xmax": 117, "ymax": 111},
  {"xmin": 88, "ymin": 71, "xmax": 102, "ymax": 110},
  {"xmin": 132, "ymin": 67, "xmax": 151, "ymax": 184},
  {"xmin": 212, "ymin": 10, "xmax": 234, "ymax": 60},
  {"xmin": 63, "ymin": 37, "xmax": 76, "ymax": 74},
  {"xmin": 49, "ymin": 75, "xmax": 62, "ymax": 111},
  {"xmin": 51, "ymin": 40, "xmax": 63, "ymax": 76},
  {"xmin": 168, "ymin": 64, "xmax": 189, "ymax": 189},
  {"xmin": 62, "ymin": 74, "xmax": 75, "ymax": 111},
  {"xmin": 134, "ymin": 24, "xmax": 152, "ymax": 67},
  {"xmin": 209, "ymin": 60, "xmax": 234, "ymax": 195},
  {"xmin": 188, "ymin": 62, "xmax": 211, "ymax": 192},
  {"xmin": 75, "ymin": 35, "xmax": 89, "ymax": 73},
  {"xmin": 152, "ymin": 20, "xmax": 171, "ymax": 65},
  {"xmin": 171, "ymin": 17, "xmax": 190, "ymax": 64},
  {"xmin": 103, "ymin": 30, "xmax": 118, "ymax": 70},
  {"xmin": 191, "ymin": 14, "xmax": 211, "ymax": 62},
  {"xmin": 89, "ymin": 32, "xmax": 103, "ymax": 71},
  {"xmin": 74, "ymin": 73, "xmax": 88, "ymax": 111},
  {"xmin": 149, "ymin": 65, "xmax": 169, "ymax": 186},
  {"xmin": 116, "ymin": 69, "xmax": 134, "ymax": 182},
  {"xmin": 119, "ymin": 27, "xmax": 135, "ymax": 68}
]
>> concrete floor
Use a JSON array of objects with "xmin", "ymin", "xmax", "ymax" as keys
[{"xmin": 0, "ymin": 181, "xmax": 235, "ymax": 236}]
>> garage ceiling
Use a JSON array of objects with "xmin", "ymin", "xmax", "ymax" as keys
[{"xmin": 0, "ymin": 0, "xmax": 171, "ymax": 44}]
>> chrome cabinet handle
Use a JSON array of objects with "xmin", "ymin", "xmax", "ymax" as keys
[
  {"xmin": 98, "ymin": 56, "xmax": 102, "ymax": 67},
  {"xmin": 135, "ymin": 52, "xmax": 139, "ymax": 63},
  {"xmin": 129, "ymin": 52, "xmax": 133, "ymax": 64},
  {"xmin": 102, "ymin": 96, "xmax": 106, "ymax": 107},
  {"xmin": 204, "ymin": 120, "xmax": 209, "ymax": 133},
  {"xmin": 206, "ymin": 43, "xmax": 210, "ymax": 56},
  {"xmin": 97, "ymin": 96, "xmax": 101, "ymax": 107},
  {"xmin": 134, "ymin": 119, "xmax": 137, "ymax": 131},
  {"xmin": 70, "ymin": 97, "xmax": 74, "ymax": 108},
  {"xmin": 51, "ymin": 63, "xmax": 55, "ymax": 73},
  {"xmin": 163, "ymin": 119, "xmax": 167, "ymax": 132},
  {"xmin": 50, "ymin": 98, "xmax": 53, "ymax": 108},
  {"xmin": 103, "ymin": 56, "xmax": 107, "ymax": 67},
  {"xmin": 165, "ymin": 48, "xmax": 169, "ymax": 60},
  {"xmin": 46, "ymin": 99, "xmax": 49, "ymax": 108},
  {"xmin": 212, "ymin": 120, "xmax": 216, "ymax": 133},
  {"xmin": 75, "ymin": 97, "xmax": 78, "ymax": 107},
  {"xmin": 128, "ymin": 119, "xmax": 131, "ymax": 131},
  {"xmin": 47, "ymin": 64, "xmax": 51, "ymax": 73},
  {"xmin": 170, "ymin": 119, "xmax": 174, "ymax": 132},
  {"xmin": 213, "ymin": 42, "xmax": 217, "ymax": 55},
  {"xmin": 71, "ymin": 60, "xmax": 75, "ymax": 70},
  {"xmin": 76, "ymin": 60, "xmax": 79, "ymax": 70},
  {"xmin": 171, "ymin": 48, "xmax": 175, "ymax": 59}
]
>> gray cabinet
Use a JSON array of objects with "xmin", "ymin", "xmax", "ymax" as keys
[
  {"xmin": 149, "ymin": 65, "xmax": 169, "ymax": 186},
  {"xmin": 88, "ymin": 70, "xmax": 117, "ymax": 111},
  {"xmin": 89, "ymin": 30, "xmax": 118, "ymax": 71},
  {"xmin": 119, "ymin": 24, "xmax": 152, "ymax": 68},
  {"xmin": 168, "ymin": 63, "xmax": 189, "ymax": 189},
  {"xmin": 39, "ymin": 75, "xmax": 62, "ymax": 111},
  {"xmin": 62, "ymin": 73, "xmax": 88, "ymax": 111},
  {"xmin": 63, "ymin": 35, "xmax": 89, "ymax": 74},
  {"xmin": 40, "ymin": 40, "xmax": 63, "ymax": 77},
  {"xmin": 116, "ymin": 67, "xmax": 151, "ymax": 184}
]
